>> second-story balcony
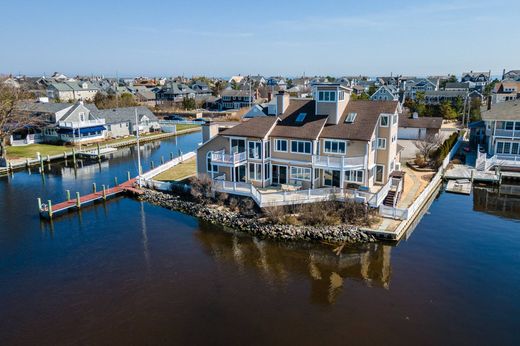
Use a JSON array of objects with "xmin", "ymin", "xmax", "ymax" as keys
[
  {"xmin": 494, "ymin": 129, "xmax": 520, "ymax": 138},
  {"xmin": 58, "ymin": 119, "xmax": 106, "ymax": 129},
  {"xmin": 211, "ymin": 150, "xmax": 247, "ymax": 166},
  {"xmin": 312, "ymin": 155, "xmax": 365, "ymax": 170}
]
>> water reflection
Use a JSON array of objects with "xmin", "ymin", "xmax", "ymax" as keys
[
  {"xmin": 195, "ymin": 221, "xmax": 392, "ymax": 305},
  {"xmin": 473, "ymin": 185, "xmax": 520, "ymax": 220}
]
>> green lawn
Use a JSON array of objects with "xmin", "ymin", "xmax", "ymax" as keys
[
  {"xmin": 7, "ymin": 144, "xmax": 71, "ymax": 159},
  {"xmin": 176, "ymin": 124, "xmax": 200, "ymax": 132},
  {"xmin": 154, "ymin": 157, "xmax": 197, "ymax": 181}
]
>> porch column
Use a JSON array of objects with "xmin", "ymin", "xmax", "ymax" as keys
[{"xmin": 340, "ymin": 169, "xmax": 345, "ymax": 190}]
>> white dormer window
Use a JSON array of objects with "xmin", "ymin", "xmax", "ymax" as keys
[{"xmin": 318, "ymin": 91, "xmax": 336, "ymax": 102}]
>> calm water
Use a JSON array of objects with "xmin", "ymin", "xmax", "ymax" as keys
[{"xmin": 1, "ymin": 132, "xmax": 520, "ymax": 345}]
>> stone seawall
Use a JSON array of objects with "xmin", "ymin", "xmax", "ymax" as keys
[{"xmin": 140, "ymin": 189, "xmax": 376, "ymax": 244}]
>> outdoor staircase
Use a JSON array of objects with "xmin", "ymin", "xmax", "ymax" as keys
[{"xmin": 383, "ymin": 190, "xmax": 398, "ymax": 207}]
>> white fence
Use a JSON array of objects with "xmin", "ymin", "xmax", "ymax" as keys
[
  {"xmin": 212, "ymin": 180, "xmax": 385, "ymax": 208},
  {"xmin": 379, "ymin": 137, "xmax": 463, "ymax": 220},
  {"xmin": 139, "ymin": 151, "xmax": 196, "ymax": 185}
]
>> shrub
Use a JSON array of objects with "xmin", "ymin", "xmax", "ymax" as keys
[
  {"xmin": 215, "ymin": 192, "xmax": 228, "ymax": 206},
  {"xmin": 228, "ymin": 197, "xmax": 239, "ymax": 211},
  {"xmin": 263, "ymin": 205, "xmax": 286, "ymax": 224},
  {"xmin": 414, "ymin": 155, "xmax": 427, "ymax": 168},
  {"xmin": 239, "ymin": 198, "xmax": 256, "ymax": 216},
  {"xmin": 189, "ymin": 175, "xmax": 213, "ymax": 203}
]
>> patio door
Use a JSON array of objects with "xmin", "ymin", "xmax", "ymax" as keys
[
  {"xmin": 272, "ymin": 165, "xmax": 287, "ymax": 185},
  {"xmin": 323, "ymin": 170, "xmax": 341, "ymax": 187},
  {"xmin": 234, "ymin": 165, "xmax": 246, "ymax": 182}
]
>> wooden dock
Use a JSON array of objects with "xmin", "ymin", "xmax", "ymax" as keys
[
  {"xmin": 38, "ymin": 178, "xmax": 143, "ymax": 219},
  {"xmin": 446, "ymin": 179, "xmax": 472, "ymax": 195}
]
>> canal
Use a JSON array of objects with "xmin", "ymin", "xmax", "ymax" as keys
[{"xmin": 1, "ymin": 132, "xmax": 519, "ymax": 345}]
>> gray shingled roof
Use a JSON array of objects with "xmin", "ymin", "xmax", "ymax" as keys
[
  {"xmin": 96, "ymin": 106, "xmax": 157, "ymax": 125},
  {"xmin": 481, "ymin": 101, "xmax": 520, "ymax": 121}
]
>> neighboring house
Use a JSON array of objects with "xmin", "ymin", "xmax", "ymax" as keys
[
  {"xmin": 155, "ymin": 82, "xmax": 196, "ymax": 103},
  {"xmin": 243, "ymin": 103, "xmax": 269, "ymax": 118},
  {"xmin": 219, "ymin": 89, "xmax": 254, "ymax": 110},
  {"xmin": 197, "ymin": 85, "xmax": 402, "ymax": 208},
  {"xmin": 370, "ymin": 85, "xmax": 399, "ymax": 101},
  {"xmin": 46, "ymin": 81, "xmax": 100, "ymax": 101},
  {"xmin": 502, "ymin": 70, "xmax": 520, "ymax": 81},
  {"xmin": 191, "ymin": 81, "xmax": 211, "ymax": 95},
  {"xmin": 491, "ymin": 81, "xmax": 520, "ymax": 104},
  {"xmin": 477, "ymin": 101, "xmax": 520, "ymax": 171},
  {"xmin": 97, "ymin": 106, "xmax": 159, "ymax": 136},
  {"xmin": 444, "ymin": 82, "xmax": 470, "ymax": 91},
  {"xmin": 44, "ymin": 101, "xmax": 106, "ymax": 144},
  {"xmin": 398, "ymin": 112, "xmax": 443, "ymax": 139},
  {"xmin": 2, "ymin": 77, "xmax": 20, "ymax": 89},
  {"xmin": 404, "ymin": 78, "xmax": 438, "ymax": 100},
  {"xmin": 423, "ymin": 90, "xmax": 482, "ymax": 105},
  {"xmin": 461, "ymin": 71, "xmax": 491, "ymax": 92},
  {"xmin": 134, "ymin": 86, "xmax": 157, "ymax": 106}
]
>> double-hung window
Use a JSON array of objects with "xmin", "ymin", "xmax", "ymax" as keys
[
  {"xmin": 291, "ymin": 140, "xmax": 311, "ymax": 154},
  {"xmin": 248, "ymin": 141, "xmax": 262, "ymax": 159},
  {"xmin": 324, "ymin": 139, "xmax": 346, "ymax": 154},
  {"xmin": 377, "ymin": 138, "xmax": 387, "ymax": 150},
  {"xmin": 274, "ymin": 139, "xmax": 288, "ymax": 152}
]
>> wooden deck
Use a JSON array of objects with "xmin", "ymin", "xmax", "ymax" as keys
[{"xmin": 39, "ymin": 178, "xmax": 143, "ymax": 219}]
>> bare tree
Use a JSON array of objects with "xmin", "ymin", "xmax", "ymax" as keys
[
  {"xmin": 413, "ymin": 133, "xmax": 443, "ymax": 161},
  {"xmin": 0, "ymin": 83, "xmax": 42, "ymax": 162}
]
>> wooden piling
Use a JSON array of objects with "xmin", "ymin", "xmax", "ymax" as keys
[
  {"xmin": 66, "ymin": 190, "xmax": 71, "ymax": 201},
  {"xmin": 151, "ymin": 161, "xmax": 155, "ymax": 169},
  {"xmin": 114, "ymin": 176, "xmax": 118, "ymax": 186},
  {"xmin": 170, "ymin": 152, "xmax": 174, "ymax": 160},
  {"xmin": 37, "ymin": 198, "xmax": 42, "ymax": 211},
  {"xmin": 102, "ymin": 185, "xmax": 106, "ymax": 200},
  {"xmin": 76, "ymin": 192, "xmax": 81, "ymax": 208},
  {"xmin": 72, "ymin": 148, "xmax": 77, "ymax": 166},
  {"xmin": 92, "ymin": 183, "xmax": 97, "ymax": 193},
  {"xmin": 48, "ymin": 200, "xmax": 53, "ymax": 218},
  {"xmin": 127, "ymin": 171, "xmax": 131, "ymax": 181},
  {"xmin": 161, "ymin": 156, "xmax": 165, "ymax": 165}
]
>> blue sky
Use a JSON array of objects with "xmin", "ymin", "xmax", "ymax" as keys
[{"xmin": 0, "ymin": 0, "xmax": 518, "ymax": 77}]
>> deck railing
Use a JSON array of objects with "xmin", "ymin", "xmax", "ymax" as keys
[
  {"xmin": 211, "ymin": 151, "xmax": 247, "ymax": 165},
  {"xmin": 312, "ymin": 155, "xmax": 365, "ymax": 169}
]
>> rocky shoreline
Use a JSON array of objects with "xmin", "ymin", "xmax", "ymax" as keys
[{"xmin": 140, "ymin": 189, "xmax": 377, "ymax": 244}]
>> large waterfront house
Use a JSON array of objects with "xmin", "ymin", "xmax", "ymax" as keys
[
  {"xmin": 403, "ymin": 78, "xmax": 438, "ymax": 100},
  {"xmin": 196, "ymin": 84, "xmax": 403, "ymax": 207},
  {"xmin": 476, "ymin": 101, "xmax": 520, "ymax": 171}
]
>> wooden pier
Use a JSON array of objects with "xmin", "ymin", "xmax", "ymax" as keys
[{"xmin": 38, "ymin": 177, "xmax": 143, "ymax": 219}]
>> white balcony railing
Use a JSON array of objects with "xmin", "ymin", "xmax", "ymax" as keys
[
  {"xmin": 211, "ymin": 151, "xmax": 247, "ymax": 165},
  {"xmin": 312, "ymin": 155, "xmax": 365, "ymax": 169},
  {"xmin": 58, "ymin": 119, "xmax": 105, "ymax": 128},
  {"xmin": 494, "ymin": 129, "xmax": 519, "ymax": 137}
]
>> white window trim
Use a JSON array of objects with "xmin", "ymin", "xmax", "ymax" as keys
[
  {"xmin": 374, "ymin": 164, "xmax": 385, "ymax": 183},
  {"xmin": 323, "ymin": 139, "xmax": 347, "ymax": 155},
  {"xmin": 345, "ymin": 169, "xmax": 364, "ymax": 183},
  {"xmin": 247, "ymin": 140, "xmax": 262, "ymax": 160},
  {"xmin": 290, "ymin": 166, "xmax": 311, "ymax": 181},
  {"xmin": 377, "ymin": 138, "xmax": 387, "ymax": 150},
  {"xmin": 274, "ymin": 138, "xmax": 288, "ymax": 152},
  {"xmin": 317, "ymin": 90, "xmax": 337, "ymax": 102},
  {"xmin": 380, "ymin": 115, "xmax": 389, "ymax": 127},
  {"xmin": 290, "ymin": 140, "xmax": 312, "ymax": 154},
  {"xmin": 248, "ymin": 162, "xmax": 263, "ymax": 181}
]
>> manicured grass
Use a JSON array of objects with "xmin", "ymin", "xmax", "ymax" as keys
[
  {"xmin": 6, "ymin": 144, "xmax": 71, "ymax": 159},
  {"xmin": 154, "ymin": 157, "xmax": 196, "ymax": 181},
  {"xmin": 176, "ymin": 124, "xmax": 200, "ymax": 131}
]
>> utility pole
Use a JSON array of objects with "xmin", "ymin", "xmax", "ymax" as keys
[
  {"xmin": 135, "ymin": 109, "xmax": 142, "ymax": 186},
  {"xmin": 249, "ymin": 76, "xmax": 252, "ymax": 108}
]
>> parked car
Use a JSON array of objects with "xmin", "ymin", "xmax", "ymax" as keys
[
  {"xmin": 192, "ymin": 118, "xmax": 209, "ymax": 124},
  {"xmin": 165, "ymin": 114, "xmax": 185, "ymax": 121}
]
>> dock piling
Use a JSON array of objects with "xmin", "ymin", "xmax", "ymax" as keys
[
  {"xmin": 76, "ymin": 192, "xmax": 81, "ymax": 208},
  {"xmin": 92, "ymin": 183, "xmax": 97, "ymax": 193},
  {"xmin": 151, "ymin": 161, "xmax": 155, "ymax": 169},
  {"xmin": 102, "ymin": 185, "xmax": 107, "ymax": 200},
  {"xmin": 170, "ymin": 152, "xmax": 174, "ymax": 160},
  {"xmin": 37, "ymin": 197, "xmax": 42, "ymax": 211},
  {"xmin": 114, "ymin": 177, "xmax": 118, "ymax": 186},
  {"xmin": 48, "ymin": 200, "xmax": 53, "ymax": 218},
  {"xmin": 66, "ymin": 190, "xmax": 71, "ymax": 201},
  {"xmin": 127, "ymin": 171, "xmax": 131, "ymax": 181},
  {"xmin": 161, "ymin": 156, "xmax": 165, "ymax": 165}
]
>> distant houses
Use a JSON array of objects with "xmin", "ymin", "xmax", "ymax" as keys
[
  {"xmin": 461, "ymin": 71, "xmax": 491, "ymax": 92},
  {"xmin": 46, "ymin": 81, "xmax": 100, "ymax": 102},
  {"xmin": 370, "ymin": 85, "xmax": 399, "ymax": 101}
]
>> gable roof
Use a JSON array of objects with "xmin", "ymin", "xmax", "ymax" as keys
[
  {"xmin": 97, "ymin": 106, "xmax": 157, "ymax": 125},
  {"xmin": 399, "ymin": 115, "xmax": 442, "ymax": 129},
  {"xmin": 270, "ymin": 99, "xmax": 328, "ymax": 140},
  {"xmin": 219, "ymin": 116, "xmax": 278, "ymax": 139},
  {"xmin": 481, "ymin": 101, "xmax": 520, "ymax": 121},
  {"xmin": 320, "ymin": 100, "xmax": 399, "ymax": 141}
]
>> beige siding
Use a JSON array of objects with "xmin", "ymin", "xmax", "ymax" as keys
[{"xmin": 196, "ymin": 135, "xmax": 229, "ymax": 175}]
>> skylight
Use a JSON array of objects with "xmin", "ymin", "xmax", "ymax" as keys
[
  {"xmin": 296, "ymin": 112, "xmax": 307, "ymax": 123},
  {"xmin": 345, "ymin": 112, "xmax": 357, "ymax": 123}
]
